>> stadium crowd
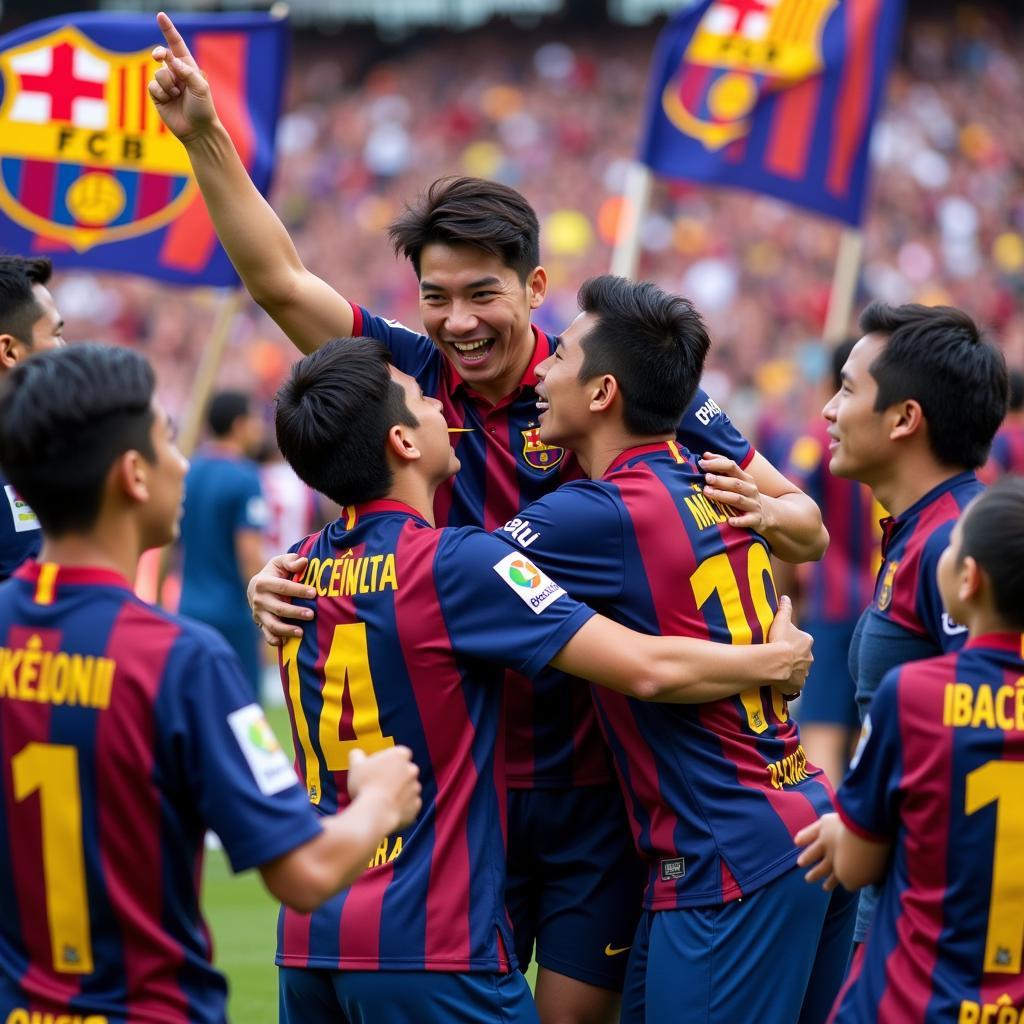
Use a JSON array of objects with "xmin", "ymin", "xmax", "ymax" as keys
[{"xmin": 46, "ymin": 6, "xmax": 1024, "ymax": 438}]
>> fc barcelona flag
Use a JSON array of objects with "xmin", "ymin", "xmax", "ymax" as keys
[
  {"xmin": 0, "ymin": 11, "xmax": 288, "ymax": 286},
  {"xmin": 639, "ymin": 0, "xmax": 904, "ymax": 225}
]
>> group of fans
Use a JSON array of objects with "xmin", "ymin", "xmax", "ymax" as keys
[{"xmin": 0, "ymin": 9, "xmax": 1022, "ymax": 1024}]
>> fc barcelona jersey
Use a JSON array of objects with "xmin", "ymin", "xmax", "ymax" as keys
[
  {"xmin": 496, "ymin": 441, "xmax": 835, "ymax": 909},
  {"xmin": 833, "ymin": 634, "xmax": 1024, "ymax": 1023},
  {"xmin": 275, "ymin": 501, "xmax": 594, "ymax": 971},
  {"xmin": 351, "ymin": 303, "xmax": 754, "ymax": 789},
  {"xmin": 0, "ymin": 562, "xmax": 321, "ymax": 1024}
]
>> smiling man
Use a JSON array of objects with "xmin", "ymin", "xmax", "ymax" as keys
[
  {"xmin": 0, "ymin": 256, "xmax": 65, "ymax": 580},
  {"xmin": 148, "ymin": 17, "xmax": 826, "ymax": 1021},
  {"xmin": 821, "ymin": 300, "xmax": 1006, "ymax": 948}
]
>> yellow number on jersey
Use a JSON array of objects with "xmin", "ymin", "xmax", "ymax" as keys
[
  {"xmin": 12, "ymin": 743, "xmax": 93, "ymax": 974},
  {"xmin": 965, "ymin": 759, "xmax": 1024, "ymax": 973},
  {"xmin": 283, "ymin": 623, "xmax": 394, "ymax": 805},
  {"xmin": 690, "ymin": 544, "xmax": 782, "ymax": 733}
]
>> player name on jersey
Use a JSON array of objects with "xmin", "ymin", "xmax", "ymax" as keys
[
  {"xmin": 299, "ymin": 549, "xmax": 399, "ymax": 597},
  {"xmin": 0, "ymin": 634, "xmax": 114, "ymax": 708}
]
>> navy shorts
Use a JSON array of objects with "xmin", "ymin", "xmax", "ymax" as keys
[
  {"xmin": 279, "ymin": 966, "xmax": 538, "ymax": 1023},
  {"xmin": 798, "ymin": 620, "xmax": 860, "ymax": 730},
  {"xmin": 505, "ymin": 784, "xmax": 644, "ymax": 991},
  {"xmin": 621, "ymin": 866, "xmax": 857, "ymax": 1024}
]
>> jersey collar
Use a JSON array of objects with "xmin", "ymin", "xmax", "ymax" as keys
[
  {"xmin": 604, "ymin": 439, "xmax": 690, "ymax": 477},
  {"xmin": 340, "ymin": 499, "xmax": 431, "ymax": 529},
  {"xmin": 447, "ymin": 324, "xmax": 553, "ymax": 398},
  {"xmin": 879, "ymin": 470, "xmax": 979, "ymax": 551},
  {"xmin": 964, "ymin": 632, "xmax": 1024, "ymax": 656},
  {"xmin": 14, "ymin": 560, "xmax": 133, "ymax": 604}
]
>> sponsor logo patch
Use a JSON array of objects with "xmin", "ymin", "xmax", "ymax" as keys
[
  {"xmin": 492, "ymin": 552, "xmax": 565, "ymax": 614},
  {"xmin": 227, "ymin": 703, "xmax": 297, "ymax": 796},
  {"xmin": 4, "ymin": 485, "xmax": 40, "ymax": 533},
  {"xmin": 660, "ymin": 857, "xmax": 686, "ymax": 882}
]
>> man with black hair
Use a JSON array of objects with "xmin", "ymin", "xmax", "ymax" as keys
[
  {"xmin": 0, "ymin": 343, "xmax": 422, "ymax": 1023},
  {"xmin": 179, "ymin": 388, "xmax": 268, "ymax": 698},
  {"xmin": 267, "ymin": 332, "xmax": 812, "ymax": 1024},
  {"xmin": 149, "ymin": 17, "xmax": 827, "ymax": 1020},
  {"xmin": 779, "ymin": 340, "xmax": 881, "ymax": 786},
  {"xmin": 495, "ymin": 276, "xmax": 854, "ymax": 1024},
  {"xmin": 0, "ymin": 255, "xmax": 64, "ymax": 580},
  {"xmin": 815, "ymin": 300, "xmax": 1007, "ymax": 947},
  {"xmin": 796, "ymin": 479, "xmax": 1024, "ymax": 1022}
]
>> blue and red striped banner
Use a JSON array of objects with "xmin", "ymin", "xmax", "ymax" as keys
[
  {"xmin": 638, "ymin": 0, "xmax": 905, "ymax": 225},
  {"xmin": 0, "ymin": 12, "xmax": 288, "ymax": 286}
]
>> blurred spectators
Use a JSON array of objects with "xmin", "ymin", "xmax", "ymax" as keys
[{"xmin": 52, "ymin": 6, "xmax": 1024, "ymax": 446}]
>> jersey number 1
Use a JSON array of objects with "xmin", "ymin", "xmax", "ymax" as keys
[{"xmin": 12, "ymin": 742, "xmax": 93, "ymax": 974}]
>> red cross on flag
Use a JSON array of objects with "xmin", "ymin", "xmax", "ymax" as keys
[{"xmin": 8, "ymin": 40, "xmax": 108, "ymax": 129}]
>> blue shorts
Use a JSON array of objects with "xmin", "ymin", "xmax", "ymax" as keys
[
  {"xmin": 506, "ymin": 785, "xmax": 644, "ymax": 991},
  {"xmin": 620, "ymin": 867, "xmax": 857, "ymax": 1024},
  {"xmin": 798, "ymin": 620, "xmax": 860, "ymax": 729},
  {"xmin": 278, "ymin": 966, "xmax": 538, "ymax": 1024}
]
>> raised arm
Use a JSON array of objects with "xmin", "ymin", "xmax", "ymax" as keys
[
  {"xmin": 148, "ymin": 12, "xmax": 352, "ymax": 352},
  {"xmin": 551, "ymin": 595, "xmax": 812, "ymax": 702}
]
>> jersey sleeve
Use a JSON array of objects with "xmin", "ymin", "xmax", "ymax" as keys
[
  {"xmin": 677, "ymin": 387, "xmax": 754, "ymax": 468},
  {"xmin": 493, "ymin": 482, "xmax": 627, "ymax": 605},
  {"xmin": 834, "ymin": 670, "xmax": 904, "ymax": 841},
  {"xmin": 350, "ymin": 304, "xmax": 443, "ymax": 383},
  {"xmin": 439, "ymin": 529, "xmax": 596, "ymax": 680},
  {"xmin": 917, "ymin": 523, "xmax": 969, "ymax": 652},
  {"xmin": 167, "ymin": 631, "xmax": 322, "ymax": 872}
]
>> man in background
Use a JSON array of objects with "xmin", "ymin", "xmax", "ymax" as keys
[
  {"xmin": 178, "ymin": 389, "xmax": 268, "ymax": 699},
  {"xmin": 0, "ymin": 255, "xmax": 64, "ymax": 580}
]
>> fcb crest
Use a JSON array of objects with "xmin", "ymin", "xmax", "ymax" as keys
[
  {"xmin": 0, "ymin": 26, "xmax": 197, "ymax": 251},
  {"xmin": 876, "ymin": 559, "xmax": 898, "ymax": 611},
  {"xmin": 662, "ymin": 0, "xmax": 838, "ymax": 151},
  {"xmin": 521, "ymin": 426, "xmax": 565, "ymax": 472}
]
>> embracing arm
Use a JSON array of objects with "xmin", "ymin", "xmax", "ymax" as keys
[
  {"xmin": 149, "ymin": 12, "xmax": 352, "ymax": 351},
  {"xmin": 701, "ymin": 451, "xmax": 829, "ymax": 564},
  {"xmin": 550, "ymin": 596, "xmax": 812, "ymax": 702},
  {"xmin": 795, "ymin": 811, "xmax": 890, "ymax": 893}
]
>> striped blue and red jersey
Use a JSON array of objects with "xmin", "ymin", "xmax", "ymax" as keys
[
  {"xmin": 831, "ymin": 634, "xmax": 1024, "ymax": 1024},
  {"xmin": 274, "ymin": 500, "xmax": 594, "ymax": 972},
  {"xmin": 351, "ymin": 304, "xmax": 754, "ymax": 789},
  {"xmin": 0, "ymin": 561, "xmax": 321, "ymax": 1024},
  {"xmin": 0, "ymin": 473, "xmax": 41, "ymax": 582},
  {"xmin": 783, "ymin": 420, "xmax": 880, "ymax": 623},
  {"xmin": 980, "ymin": 423, "xmax": 1024, "ymax": 482},
  {"xmin": 496, "ymin": 441, "xmax": 835, "ymax": 910},
  {"xmin": 847, "ymin": 471, "xmax": 982, "ymax": 943}
]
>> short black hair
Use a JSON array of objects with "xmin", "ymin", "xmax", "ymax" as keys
[
  {"xmin": 576, "ymin": 275, "xmax": 711, "ymax": 436},
  {"xmin": 957, "ymin": 477, "xmax": 1024, "ymax": 630},
  {"xmin": 860, "ymin": 301, "xmax": 1007, "ymax": 469},
  {"xmin": 831, "ymin": 338, "xmax": 858, "ymax": 393},
  {"xmin": 0, "ymin": 343, "xmax": 155, "ymax": 536},
  {"xmin": 207, "ymin": 390, "xmax": 250, "ymax": 438},
  {"xmin": 0, "ymin": 254, "xmax": 52, "ymax": 345},
  {"xmin": 1007, "ymin": 369, "xmax": 1023, "ymax": 412},
  {"xmin": 274, "ymin": 338, "xmax": 418, "ymax": 506},
  {"xmin": 388, "ymin": 176, "xmax": 540, "ymax": 282}
]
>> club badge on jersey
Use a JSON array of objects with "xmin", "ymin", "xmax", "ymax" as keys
[{"xmin": 521, "ymin": 425, "xmax": 565, "ymax": 473}]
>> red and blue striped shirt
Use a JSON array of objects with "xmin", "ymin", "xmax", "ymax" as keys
[
  {"xmin": 0, "ymin": 561, "xmax": 321, "ymax": 1023},
  {"xmin": 832, "ymin": 633, "xmax": 1024, "ymax": 1024},
  {"xmin": 351, "ymin": 303, "xmax": 755, "ymax": 790},
  {"xmin": 497, "ymin": 442, "xmax": 835, "ymax": 909},
  {"xmin": 275, "ymin": 500, "xmax": 594, "ymax": 971}
]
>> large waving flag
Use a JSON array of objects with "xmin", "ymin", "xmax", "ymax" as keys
[
  {"xmin": 0, "ymin": 11, "xmax": 287, "ymax": 286},
  {"xmin": 639, "ymin": 0, "xmax": 904, "ymax": 225}
]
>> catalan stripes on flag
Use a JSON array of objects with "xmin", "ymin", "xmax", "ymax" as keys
[
  {"xmin": 0, "ymin": 12, "xmax": 288, "ymax": 286},
  {"xmin": 638, "ymin": 0, "xmax": 905, "ymax": 225}
]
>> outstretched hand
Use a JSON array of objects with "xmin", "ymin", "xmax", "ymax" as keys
[{"xmin": 148, "ymin": 11, "xmax": 218, "ymax": 141}]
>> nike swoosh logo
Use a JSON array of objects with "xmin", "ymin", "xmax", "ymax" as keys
[{"xmin": 604, "ymin": 944, "xmax": 631, "ymax": 957}]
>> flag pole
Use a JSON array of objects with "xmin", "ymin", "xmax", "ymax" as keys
[
  {"xmin": 823, "ymin": 227, "xmax": 864, "ymax": 343},
  {"xmin": 610, "ymin": 162, "xmax": 652, "ymax": 281},
  {"xmin": 152, "ymin": 287, "xmax": 244, "ymax": 608}
]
